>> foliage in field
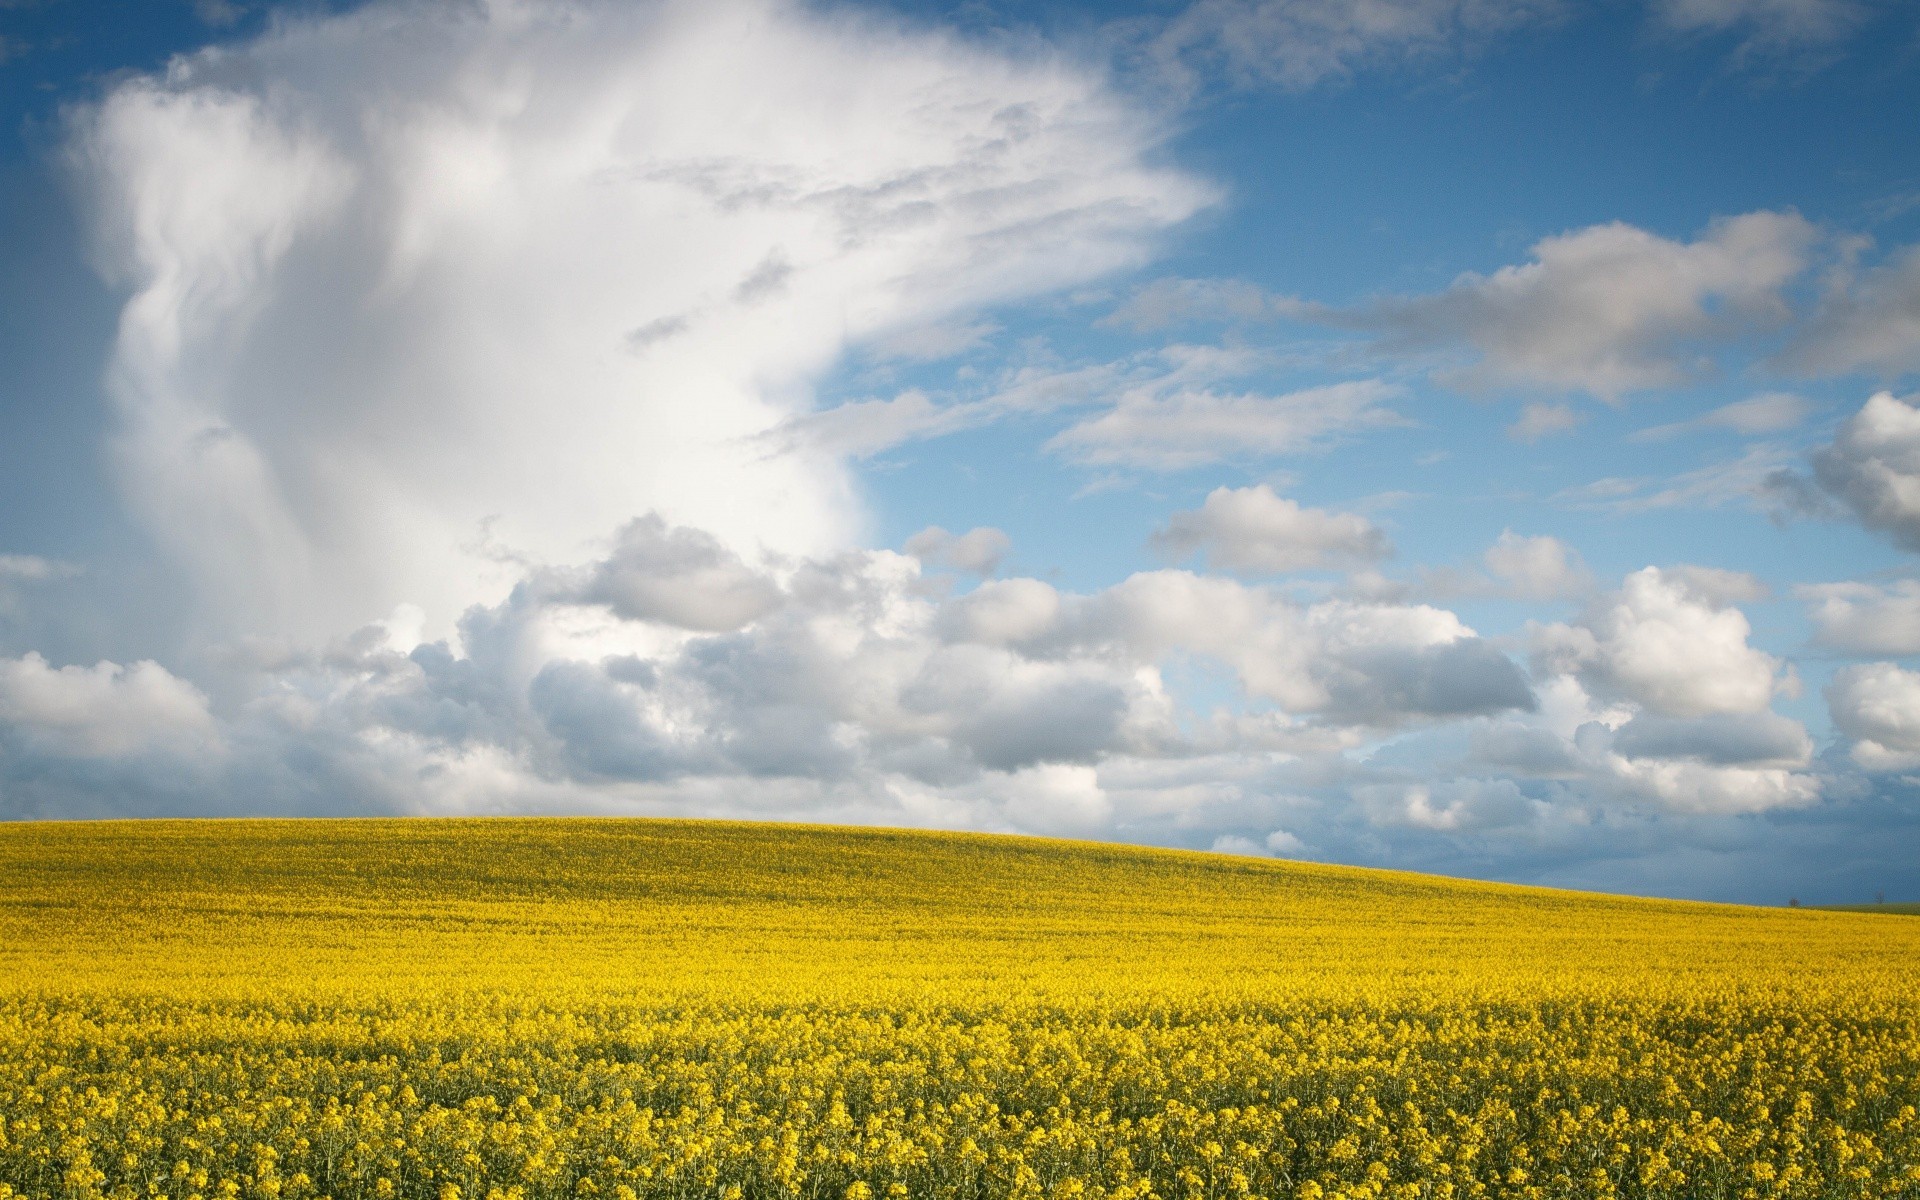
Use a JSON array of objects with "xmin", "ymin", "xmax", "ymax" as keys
[{"xmin": 1, "ymin": 818, "xmax": 1916, "ymax": 1200}]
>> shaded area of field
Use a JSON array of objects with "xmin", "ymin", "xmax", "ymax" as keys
[{"xmin": 2, "ymin": 818, "xmax": 1917, "ymax": 1199}]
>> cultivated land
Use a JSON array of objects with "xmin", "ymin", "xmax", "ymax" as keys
[{"xmin": 1, "ymin": 818, "xmax": 1917, "ymax": 1200}]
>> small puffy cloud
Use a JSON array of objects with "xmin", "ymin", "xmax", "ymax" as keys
[
  {"xmin": 1356, "ymin": 778, "xmax": 1537, "ymax": 832},
  {"xmin": 1541, "ymin": 566, "xmax": 1782, "ymax": 717},
  {"xmin": 0, "ymin": 555, "xmax": 80, "ymax": 584},
  {"xmin": 1799, "ymin": 579, "xmax": 1920, "ymax": 655},
  {"xmin": 997, "ymin": 763, "xmax": 1111, "ymax": 835},
  {"xmin": 906, "ymin": 526, "xmax": 1011, "ymax": 577},
  {"xmin": 1322, "ymin": 212, "xmax": 1816, "ymax": 400},
  {"xmin": 1483, "ymin": 531, "xmax": 1591, "ymax": 600},
  {"xmin": 1508, "ymin": 401, "xmax": 1585, "ymax": 442},
  {"xmin": 1151, "ymin": 0, "xmax": 1565, "ymax": 92},
  {"xmin": 1209, "ymin": 833, "xmax": 1269, "ymax": 856},
  {"xmin": 560, "ymin": 516, "xmax": 782, "ymax": 633},
  {"xmin": 1810, "ymin": 391, "xmax": 1920, "ymax": 550},
  {"xmin": 1264, "ymin": 828, "xmax": 1307, "ymax": 855},
  {"xmin": 1632, "ymin": 393, "xmax": 1809, "ymax": 441},
  {"xmin": 0, "ymin": 555, "xmax": 82, "ymax": 619},
  {"xmin": 1046, "ymin": 380, "xmax": 1406, "ymax": 470},
  {"xmin": 0, "ymin": 653, "xmax": 217, "ymax": 757},
  {"xmin": 1827, "ymin": 662, "xmax": 1920, "ymax": 770},
  {"xmin": 1783, "ymin": 246, "xmax": 1920, "ymax": 378},
  {"xmin": 1150, "ymin": 484, "xmax": 1391, "ymax": 574}
]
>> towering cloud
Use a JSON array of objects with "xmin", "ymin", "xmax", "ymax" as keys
[{"xmin": 70, "ymin": 0, "xmax": 1208, "ymax": 648}]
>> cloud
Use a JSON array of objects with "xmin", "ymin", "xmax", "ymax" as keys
[
  {"xmin": 1598, "ymin": 754, "xmax": 1819, "ymax": 813},
  {"xmin": 1535, "ymin": 565, "xmax": 1783, "ymax": 717},
  {"xmin": 67, "ymin": 0, "xmax": 1209, "ymax": 647},
  {"xmin": 1046, "ymin": 379, "xmax": 1407, "ymax": 470},
  {"xmin": 1609, "ymin": 710, "xmax": 1811, "ymax": 767},
  {"xmin": 1799, "ymin": 579, "xmax": 1920, "ymax": 655},
  {"xmin": 1482, "ymin": 531, "xmax": 1591, "ymax": 600},
  {"xmin": 1150, "ymin": 484, "xmax": 1391, "ymax": 574},
  {"xmin": 1827, "ymin": 662, "xmax": 1920, "ymax": 770},
  {"xmin": 1101, "ymin": 277, "xmax": 1281, "ymax": 331},
  {"xmin": 1355, "ymin": 778, "xmax": 1537, "ymax": 832},
  {"xmin": 906, "ymin": 526, "xmax": 1011, "ymax": 577},
  {"xmin": 1316, "ymin": 212, "xmax": 1817, "ymax": 400},
  {"xmin": 1809, "ymin": 391, "xmax": 1920, "ymax": 550},
  {"xmin": 864, "ymin": 320, "xmax": 1000, "ymax": 363},
  {"xmin": 1631, "ymin": 392, "xmax": 1810, "ymax": 441},
  {"xmin": 1553, "ymin": 443, "xmax": 1798, "ymax": 513},
  {"xmin": 1466, "ymin": 667, "xmax": 1818, "ymax": 814},
  {"xmin": 1782, "ymin": 247, "xmax": 1920, "ymax": 379},
  {"xmin": 0, "ymin": 653, "xmax": 217, "ymax": 758},
  {"xmin": 1068, "ymin": 571, "xmax": 1534, "ymax": 723},
  {"xmin": 0, "ymin": 555, "xmax": 82, "ymax": 619},
  {"xmin": 551, "ymin": 515, "xmax": 783, "ymax": 633},
  {"xmin": 1650, "ymin": 0, "xmax": 1876, "ymax": 65},
  {"xmin": 1148, "ymin": 0, "xmax": 1565, "ymax": 92},
  {"xmin": 766, "ymin": 348, "xmax": 1257, "ymax": 464},
  {"xmin": 1507, "ymin": 401, "xmax": 1584, "ymax": 442}
]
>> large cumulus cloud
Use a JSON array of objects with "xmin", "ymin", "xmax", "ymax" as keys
[{"xmin": 68, "ymin": 0, "xmax": 1209, "ymax": 648}]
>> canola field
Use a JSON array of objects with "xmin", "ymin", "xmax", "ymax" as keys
[{"xmin": 1, "ymin": 819, "xmax": 1918, "ymax": 1200}]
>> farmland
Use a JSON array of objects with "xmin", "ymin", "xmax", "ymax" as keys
[{"xmin": 1, "ymin": 818, "xmax": 1916, "ymax": 1199}]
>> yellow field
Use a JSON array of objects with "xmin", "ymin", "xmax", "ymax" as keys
[{"xmin": 1, "ymin": 818, "xmax": 1916, "ymax": 1200}]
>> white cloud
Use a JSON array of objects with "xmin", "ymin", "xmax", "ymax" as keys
[
  {"xmin": 1356, "ymin": 778, "xmax": 1536, "ymax": 832},
  {"xmin": 1554, "ymin": 443, "xmax": 1798, "ymax": 513},
  {"xmin": 998, "ymin": 763, "xmax": 1112, "ymax": 835},
  {"xmin": 1827, "ymin": 662, "xmax": 1920, "ymax": 770},
  {"xmin": 551, "ymin": 515, "xmax": 783, "ymax": 633},
  {"xmin": 906, "ymin": 526, "xmax": 1011, "ymax": 577},
  {"xmin": 0, "ymin": 555, "xmax": 80, "ymax": 584},
  {"xmin": 1784, "ymin": 247, "xmax": 1920, "ymax": 378},
  {"xmin": 1538, "ymin": 565, "xmax": 1783, "ymax": 717},
  {"xmin": 1150, "ymin": 0, "xmax": 1565, "ymax": 92},
  {"xmin": 1208, "ymin": 832, "xmax": 1269, "ymax": 856},
  {"xmin": 863, "ymin": 320, "xmax": 1000, "ymax": 363},
  {"xmin": 1651, "ymin": 0, "xmax": 1875, "ymax": 63},
  {"xmin": 0, "ymin": 653, "xmax": 217, "ymax": 757},
  {"xmin": 1631, "ymin": 393, "xmax": 1809, "ymax": 441},
  {"xmin": 940, "ymin": 578, "xmax": 1063, "ymax": 647},
  {"xmin": 1324, "ymin": 212, "xmax": 1816, "ymax": 400},
  {"xmin": 1599, "ymin": 755, "xmax": 1819, "ymax": 814},
  {"xmin": 1799, "ymin": 579, "xmax": 1920, "ymax": 655},
  {"xmin": 1150, "ymin": 484, "xmax": 1391, "ymax": 574},
  {"xmin": 1101, "ymin": 277, "xmax": 1279, "ymax": 331},
  {"xmin": 1483, "ymin": 530, "xmax": 1591, "ymax": 600},
  {"xmin": 1264, "ymin": 828, "xmax": 1307, "ymax": 854},
  {"xmin": 1507, "ymin": 401, "xmax": 1584, "ymax": 441},
  {"xmin": 1046, "ymin": 379, "xmax": 1407, "ymax": 470},
  {"xmin": 0, "ymin": 555, "xmax": 82, "ymax": 620},
  {"xmin": 69, "ymin": 0, "xmax": 1209, "ymax": 647},
  {"xmin": 1809, "ymin": 391, "xmax": 1920, "ymax": 550}
]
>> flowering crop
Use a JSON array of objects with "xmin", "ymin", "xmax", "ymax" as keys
[{"xmin": 1, "ymin": 818, "xmax": 1916, "ymax": 1200}]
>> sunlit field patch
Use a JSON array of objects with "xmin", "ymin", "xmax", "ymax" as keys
[{"xmin": 1, "ymin": 818, "xmax": 1916, "ymax": 1199}]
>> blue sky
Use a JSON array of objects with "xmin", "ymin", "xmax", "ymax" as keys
[{"xmin": 3, "ymin": 0, "xmax": 1920, "ymax": 903}]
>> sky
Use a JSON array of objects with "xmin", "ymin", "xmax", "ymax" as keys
[{"xmin": 3, "ymin": 0, "xmax": 1920, "ymax": 903}]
